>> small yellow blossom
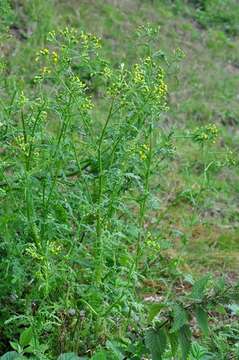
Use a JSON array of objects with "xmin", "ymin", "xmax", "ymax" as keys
[
  {"xmin": 133, "ymin": 64, "xmax": 145, "ymax": 84},
  {"xmin": 41, "ymin": 67, "xmax": 51, "ymax": 75},
  {"xmin": 40, "ymin": 48, "xmax": 49, "ymax": 56},
  {"xmin": 52, "ymin": 51, "xmax": 58, "ymax": 64}
]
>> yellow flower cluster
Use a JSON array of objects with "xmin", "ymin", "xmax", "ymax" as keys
[
  {"xmin": 144, "ymin": 56, "xmax": 154, "ymax": 66},
  {"xmin": 206, "ymin": 123, "xmax": 218, "ymax": 135},
  {"xmin": 35, "ymin": 48, "xmax": 59, "ymax": 65},
  {"xmin": 133, "ymin": 63, "xmax": 145, "ymax": 84},
  {"xmin": 153, "ymin": 81, "xmax": 168, "ymax": 100},
  {"xmin": 192, "ymin": 123, "xmax": 219, "ymax": 144},
  {"xmin": 80, "ymin": 31, "xmax": 102, "ymax": 49},
  {"xmin": 52, "ymin": 51, "xmax": 58, "ymax": 64},
  {"xmin": 26, "ymin": 244, "xmax": 43, "ymax": 260},
  {"xmin": 81, "ymin": 98, "xmax": 94, "ymax": 111},
  {"xmin": 226, "ymin": 150, "xmax": 237, "ymax": 166},
  {"xmin": 146, "ymin": 238, "xmax": 161, "ymax": 251},
  {"xmin": 15, "ymin": 135, "xmax": 27, "ymax": 153},
  {"xmin": 49, "ymin": 241, "xmax": 62, "ymax": 255},
  {"xmin": 48, "ymin": 30, "xmax": 56, "ymax": 40},
  {"xmin": 60, "ymin": 27, "xmax": 77, "ymax": 42},
  {"xmin": 71, "ymin": 75, "xmax": 86, "ymax": 89},
  {"xmin": 103, "ymin": 66, "xmax": 113, "ymax": 79},
  {"xmin": 41, "ymin": 66, "xmax": 51, "ymax": 75},
  {"xmin": 139, "ymin": 144, "xmax": 150, "ymax": 161}
]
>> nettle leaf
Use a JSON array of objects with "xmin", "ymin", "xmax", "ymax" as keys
[
  {"xmin": 19, "ymin": 327, "xmax": 33, "ymax": 347},
  {"xmin": 147, "ymin": 303, "xmax": 166, "ymax": 321},
  {"xmin": 191, "ymin": 275, "xmax": 210, "ymax": 300},
  {"xmin": 145, "ymin": 327, "xmax": 167, "ymax": 360},
  {"xmin": 0, "ymin": 352, "xmax": 25, "ymax": 360},
  {"xmin": 57, "ymin": 353, "xmax": 82, "ymax": 360},
  {"xmin": 195, "ymin": 306, "xmax": 209, "ymax": 336},
  {"xmin": 171, "ymin": 304, "xmax": 188, "ymax": 332},
  {"xmin": 106, "ymin": 341, "xmax": 124, "ymax": 360},
  {"xmin": 178, "ymin": 325, "xmax": 192, "ymax": 360},
  {"xmin": 167, "ymin": 330, "xmax": 178, "ymax": 356}
]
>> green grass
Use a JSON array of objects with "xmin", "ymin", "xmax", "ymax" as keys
[{"xmin": 0, "ymin": 0, "xmax": 239, "ymax": 359}]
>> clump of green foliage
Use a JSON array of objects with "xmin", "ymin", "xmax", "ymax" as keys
[
  {"xmin": 170, "ymin": 0, "xmax": 239, "ymax": 35},
  {"xmin": 194, "ymin": 0, "xmax": 239, "ymax": 35}
]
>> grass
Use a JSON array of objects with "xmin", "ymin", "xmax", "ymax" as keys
[{"xmin": 0, "ymin": 0, "xmax": 239, "ymax": 359}]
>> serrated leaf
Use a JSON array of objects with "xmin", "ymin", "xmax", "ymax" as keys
[
  {"xmin": 195, "ymin": 306, "xmax": 209, "ymax": 336},
  {"xmin": 19, "ymin": 327, "xmax": 33, "ymax": 347},
  {"xmin": 178, "ymin": 325, "xmax": 191, "ymax": 360},
  {"xmin": 106, "ymin": 341, "xmax": 124, "ymax": 360},
  {"xmin": 57, "ymin": 353, "xmax": 82, "ymax": 360},
  {"xmin": 191, "ymin": 275, "xmax": 210, "ymax": 300},
  {"xmin": 147, "ymin": 303, "xmax": 166, "ymax": 321},
  {"xmin": 145, "ymin": 327, "xmax": 167, "ymax": 360},
  {"xmin": 171, "ymin": 304, "xmax": 188, "ymax": 332},
  {"xmin": 0, "ymin": 352, "xmax": 24, "ymax": 360},
  {"xmin": 167, "ymin": 330, "xmax": 178, "ymax": 356}
]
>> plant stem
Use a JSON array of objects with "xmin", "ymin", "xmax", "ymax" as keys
[{"xmin": 95, "ymin": 97, "xmax": 115, "ymax": 282}]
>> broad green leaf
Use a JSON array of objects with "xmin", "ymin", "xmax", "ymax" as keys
[
  {"xmin": 57, "ymin": 353, "xmax": 82, "ymax": 360},
  {"xmin": 91, "ymin": 351, "xmax": 108, "ymax": 360},
  {"xmin": 19, "ymin": 327, "xmax": 33, "ymax": 347},
  {"xmin": 145, "ymin": 327, "xmax": 167, "ymax": 360},
  {"xmin": 195, "ymin": 306, "xmax": 209, "ymax": 336},
  {"xmin": 191, "ymin": 275, "xmax": 210, "ymax": 300},
  {"xmin": 171, "ymin": 304, "xmax": 188, "ymax": 332},
  {"xmin": 0, "ymin": 352, "xmax": 22, "ymax": 360},
  {"xmin": 178, "ymin": 325, "xmax": 191, "ymax": 360},
  {"xmin": 147, "ymin": 303, "xmax": 166, "ymax": 321}
]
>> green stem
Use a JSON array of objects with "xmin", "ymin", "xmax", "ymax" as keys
[
  {"xmin": 135, "ymin": 123, "xmax": 153, "ymax": 271},
  {"xmin": 95, "ymin": 97, "xmax": 115, "ymax": 282}
]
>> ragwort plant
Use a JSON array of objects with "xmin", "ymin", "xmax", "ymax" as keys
[{"xmin": 0, "ymin": 25, "xmax": 171, "ymax": 358}]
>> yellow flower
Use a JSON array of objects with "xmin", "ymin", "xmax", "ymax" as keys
[
  {"xmin": 52, "ymin": 51, "xmax": 58, "ymax": 64},
  {"xmin": 41, "ymin": 67, "xmax": 51, "ymax": 75},
  {"xmin": 40, "ymin": 48, "xmax": 49, "ymax": 56},
  {"xmin": 133, "ymin": 64, "xmax": 145, "ymax": 84}
]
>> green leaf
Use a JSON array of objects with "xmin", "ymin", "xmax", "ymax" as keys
[
  {"xmin": 145, "ymin": 327, "xmax": 167, "ymax": 360},
  {"xmin": 171, "ymin": 304, "xmax": 188, "ymax": 332},
  {"xmin": 178, "ymin": 325, "xmax": 191, "ymax": 360},
  {"xmin": 57, "ymin": 353, "xmax": 82, "ymax": 360},
  {"xmin": 147, "ymin": 303, "xmax": 166, "ymax": 321},
  {"xmin": 106, "ymin": 341, "xmax": 124, "ymax": 360},
  {"xmin": 195, "ymin": 306, "xmax": 209, "ymax": 336},
  {"xmin": 19, "ymin": 327, "xmax": 33, "ymax": 347},
  {"xmin": 0, "ymin": 352, "xmax": 24, "ymax": 360},
  {"xmin": 91, "ymin": 351, "xmax": 107, "ymax": 360},
  {"xmin": 191, "ymin": 275, "xmax": 210, "ymax": 300},
  {"xmin": 167, "ymin": 330, "xmax": 178, "ymax": 356},
  {"xmin": 9, "ymin": 342, "xmax": 23, "ymax": 354}
]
